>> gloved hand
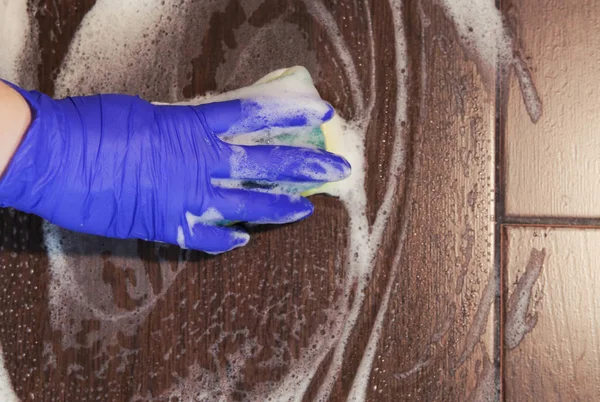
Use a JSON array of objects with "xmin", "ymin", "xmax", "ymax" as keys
[{"xmin": 0, "ymin": 80, "xmax": 351, "ymax": 254}]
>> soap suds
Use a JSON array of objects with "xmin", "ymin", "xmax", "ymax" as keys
[
  {"xmin": 54, "ymin": 0, "xmax": 199, "ymax": 98},
  {"xmin": 0, "ymin": 0, "xmax": 36, "ymax": 87},
  {"xmin": 439, "ymin": 0, "xmax": 543, "ymax": 123},
  {"xmin": 228, "ymin": 145, "xmax": 261, "ymax": 180},
  {"xmin": 186, "ymin": 208, "xmax": 225, "ymax": 231},
  {"xmin": 226, "ymin": 97, "xmax": 332, "ymax": 137},
  {"xmin": 346, "ymin": 1, "xmax": 409, "ymax": 398},
  {"xmin": 177, "ymin": 225, "xmax": 186, "ymax": 249},
  {"xmin": 505, "ymin": 248, "xmax": 546, "ymax": 350},
  {"xmin": 0, "ymin": 0, "xmax": 27, "ymax": 82},
  {"xmin": 310, "ymin": 0, "xmax": 409, "ymax": 398},
  {"xmin": 253, "ymin": 209, "xmax": 311, "ymax": 225},
  {"xmin": 439, "ymin": 0, "xmax": 512, "ymax": 68},
  {"xmin": 0, "ymin": 347, "xmax": 17, "ymax": 402},
  {"xmin": 44, "ymin": 222, "xmax": 190, "ymax": 349},
  {"xmin": 298, "ymin": 156, "xmax": 350, "ymax": 182},
  {"xmin": 299, "ymin": 0, "xmax": 366, "ymax": 116},
  {"xmin": 513, "ymin": 55, "xmax": 543, "ymax": 123}
]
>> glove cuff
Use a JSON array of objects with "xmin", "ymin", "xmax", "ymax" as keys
[{"xmin": 0, "ymin": 80, "xmax": 63, "ymax": 214}]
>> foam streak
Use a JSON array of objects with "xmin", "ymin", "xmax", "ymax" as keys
[
  {"xmin": 300, "ymin": 0, "xmax": 366, "ymax": 118},
  {"xmin": 312, "ymin": 0, "xmax": 409, "ymax": 399}
]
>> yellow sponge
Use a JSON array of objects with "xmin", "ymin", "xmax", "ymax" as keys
[
  {"xmin": 171, "ymin": 66, "xmax": 347, "ymax": 197},
  {"xmin": 246, "ymin": 66, "xmax": 346, "ymax": 197},
  {"xmin": 301, "ymin": 113, "xmax": 345, "ymax": 196}
]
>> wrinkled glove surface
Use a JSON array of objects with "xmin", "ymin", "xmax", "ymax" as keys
[{"xmin": 0, "ymin": 80, "xmax": 351, "ymax": 253}]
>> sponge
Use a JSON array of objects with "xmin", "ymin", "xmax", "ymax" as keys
[{"xmin": 172, "ymin": 66, "xmax": 347, "ymax": 197}]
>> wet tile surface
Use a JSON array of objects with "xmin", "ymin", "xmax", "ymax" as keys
[
  {"xmin": 504, "ymin": 0, "xmax": 600, "ymax": 218},
  {"xmin": 503, "ymin": 226, "xmax": 600, "ymax": 402}
]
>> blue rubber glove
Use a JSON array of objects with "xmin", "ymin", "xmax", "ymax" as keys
[{"xmin": 0, "ymin": 80, "xmax": 351, "ymax": 254}]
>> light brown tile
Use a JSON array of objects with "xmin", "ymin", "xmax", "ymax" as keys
[
  {"xmin": 505, "ymin": 0, "xmax": 600, "ymax": 217},
  {"xmin": 504, "ymin": 226, "xmax": 600, "ymax": 401}
]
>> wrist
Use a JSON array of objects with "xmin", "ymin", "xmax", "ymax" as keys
[
  {"xmin": 0, "ymin": 81, "xmax": 66, "ymax": 215},
  {"xmin": 0, "ymin": 80, "xmax": 31, "ymax": 177}
]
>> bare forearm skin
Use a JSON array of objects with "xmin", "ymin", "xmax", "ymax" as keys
[{"xmin": 0, "ymin": 80, "xmax": 31, "ymax": 177}]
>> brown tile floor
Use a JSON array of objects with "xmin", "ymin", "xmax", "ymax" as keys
[{"xmin": 0, "ymin": 0, "xmax": 599, "ymax": 401}]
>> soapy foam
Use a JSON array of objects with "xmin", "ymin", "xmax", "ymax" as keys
[
  {"xmin": 253, "ymin": 209, "xmax": 310, "ymax": 225},
  {"xmin": 231, "ymin": 230, "xmax": 251, "ymax": 243},
  {"xmin": 215, "ymin": 20, "xmax": 321, "ymax": 94},
  {"xmin": 226, "ymin": 97, "xmax": 331, "ymax": 137},
  {"xmin": 347, "ymin": 1, "xmax": 409, "ymax": 398},
  {"xmin": 186, "ymin": 66, "xmax": 322, "ymax": 103},
  {"xmin": 299, "ymin": 1, "xmax": 366, "ymax": 118},
  {"xmin": 0, "ymin": 347, "xmax": 17, "ymax": 402},
  {"xmin": 439, "ymin": 0, "xmax": 543, "ymax": 122},
  {"xmin": 505, "ymin": 248, "xmax": 546, "ymax": 350},
  {"xmin": 309, "ymin": 1, "xmax": 409, "ymax": 398},
  {"xmin": 220, "ymin": 126, "xmax": 322, "ymax": 148},
  {"xmin": 177, "ymin": 226, "xmax": 186, "ymax": 249},
  {"xmin": 0, "ymin": 0, "xmax": 27, "ymax": 82},
  {"xmin": 439, "ymin": 0, "xmax": 512, "ymax": 68},
  {"xmin": 44, "ymin": 222, "xmax": 191, "ymax": 348},
  {"xmin": 298, "ymin": 156, "xmax": 350, "ymax": 182},
  {"xmin": 53, "ymin": 0, "xmax": 208, "ymax": 98},
  {"xmin": 513, "ymin": 56, "xmax": 543, "ymax": 123},
  {"xmin": 186, "ymin": 208, "xmax": 225, "ymax": 231},
  {"xmin": 229, "ymin": 145, "xmax": 262, "ymax": 180},
  {"xmin": 0, "ymin": 0, "xmax": 35, "ymax": 87},
  {"xmin": 465, "ymin": 249, "xmax": 546, "ymax": 400},
  {"xmin": 300, "ymin": 0, "xmax": 543, "ymax": 399}
]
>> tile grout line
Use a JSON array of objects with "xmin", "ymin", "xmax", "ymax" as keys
[
  {"xmin": 494, "ymin": 1, "xmax": 506, "ymax": 400},
  {"xmin": 502, "ymin": 216, "xmax": 600, "ymax": 228},
  {"xmin": 494, "ymin": 84, "xmax": 504, "ymax": 402}
]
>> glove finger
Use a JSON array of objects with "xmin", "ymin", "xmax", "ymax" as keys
[
  {"xmin": 194, "ymin": 189, "xmax": 314, "ymax": 224},
  {"xmin": 212, "ymin": 144, "xmax": 351, "ymax": 183},
  {"xmin": 194, "ymin": 99, "xmax": 242, "ymax": 135},
  {"xmin": 176, "ymin": 221, "xmax": 250, "ymax": 254},
  {"xmin": 196, "ymin": 97, "xmax": 334, "ymax": 137}
]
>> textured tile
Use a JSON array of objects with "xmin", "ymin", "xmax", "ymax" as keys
[
  {"xmin": 504, "ymin": 226, "xmax": 600, "ymax": 401},
  {"xmin": 504, "ymin": 0, "xmax": 600, "ymax": 217}
]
